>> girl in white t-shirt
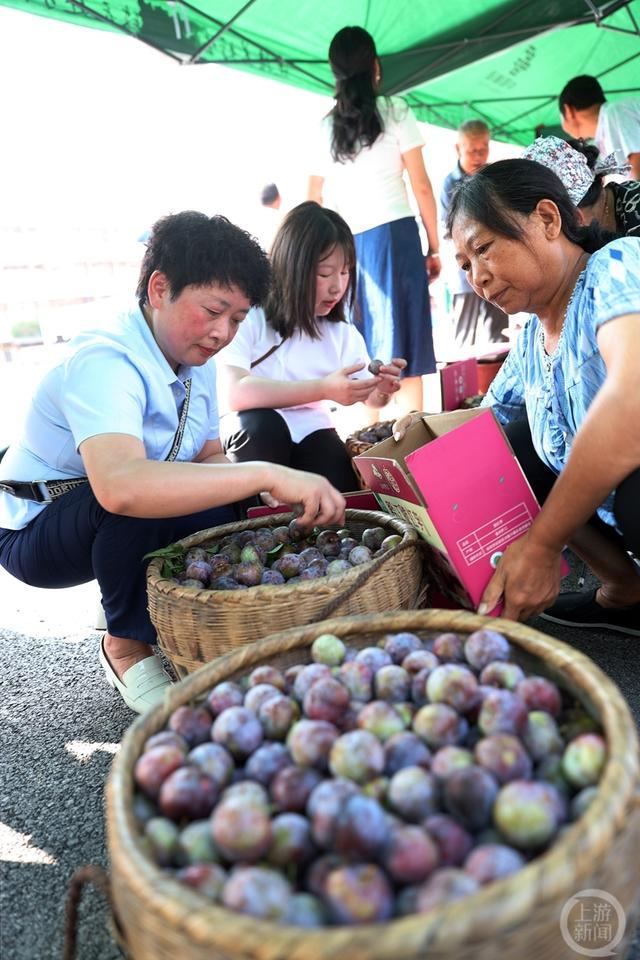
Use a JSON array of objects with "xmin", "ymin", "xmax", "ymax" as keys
[
  {"xmin": 308, "ymin": 26, "xmax": 441, "ymax": 419},
  {"xmin": 215, "ymin": 201, "xmax": 406, "ymax": 491}
]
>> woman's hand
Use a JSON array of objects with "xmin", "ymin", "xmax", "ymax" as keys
[
  {"xmin": 425, "ymin": 253, "xmax": 441, "ymax": 282},
  {"xmin": 262, "ymin": 465, "xmax": 346, "ymax": 529},
  {"xmin": 477, "ymin": 531, "xmax": 563, "ymax": 621},
  {"xmin": 323, "ymin": 363, "xmax": 380, "ymax": 406},
  {"xmin": 391, "ymin": 410, "xmax": 423, "ymax": 441}
]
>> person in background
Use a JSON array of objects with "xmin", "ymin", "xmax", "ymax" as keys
[
  {"xmin": 308, "ymin": 25, "xmax": 439, "ymax": 419},
  {"xmin": 216, "ymin": 201, "xmax": 405, "ymax": 492},
  {"xmin": 447, "ymin": 159, "xmax": 640, "ymax": 636},
  {"xmin": 559, "ymin": 75, "xmax": 640, "ymax": 179},
  {"xmin": 0, "ymin": 212, "xmax": 346, "ymax": 713},
  {"xmin": 260, "ymin": 182, "xmax": 281, "ymax": 211},
  {"xmin": 254, "ymin": 181, "xmax": 283, "ymax": 252},
  {"xmin": 440, "ymin": 119, "xmax": 509, "ymax": 349},
  {"xmin": 523, "ymin": 135, "xmax": 640, "ymax": 237}
]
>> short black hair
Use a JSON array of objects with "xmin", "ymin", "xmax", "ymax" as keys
[
  {"xmin": 260, "ymin": 183, "xmax": 280, "ymax": 206},
  {"xmin": 136, "ymin": 211, "xmax": 271, "ymax": 307},
  {"xmin": 559, "ymin": 75, "xmax": 605, "ymax": 113},
  {"xmin": 446, "ymin": 158, "xmax": 615, "ymax": 255},
  {"xmin": 266, "ymin": 201, "xmax": 356, "ymax": 340}
]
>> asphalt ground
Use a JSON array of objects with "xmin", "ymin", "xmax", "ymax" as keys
[{"xmin": 1, "ymin": 565, "xmax": 638, "ymax": 960}]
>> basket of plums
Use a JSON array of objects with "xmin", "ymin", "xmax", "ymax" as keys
[
  {"xmin": 107, "ymin": 609, "xmax": 640, "ymax": 960},
  {"xmin": 345, "ymin": 419, "xmax": 395, "ymax": 458},
  {"xmin": 146, "ymin": 510, "xmax": 423, "ymax": 675}
]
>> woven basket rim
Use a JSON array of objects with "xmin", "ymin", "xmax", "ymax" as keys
[
  {"xmin": 107, "ymin": 609, "xmax": 640, "ymax": 958},
  {"xmin": 146, "ymin": 509, "xmax": 417, "ymax": 604}
]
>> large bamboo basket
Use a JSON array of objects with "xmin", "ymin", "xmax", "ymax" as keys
[
  {"xmin": 107, "ymin": 609, "xmax": 640, "ymax": 960},
  {"xmin": 147, "ymin": 509, "xmax": 423, "ymax": 675}
]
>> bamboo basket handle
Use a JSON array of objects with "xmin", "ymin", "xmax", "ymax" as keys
[
  {"xmin": 62, "ymin": 865, "xmax": 113, "ymax": 960},
  {"xmin": 316, "ymin": 537, "xmax": 425, "ymax": 621}
]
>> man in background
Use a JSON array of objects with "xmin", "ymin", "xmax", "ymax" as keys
[
  {"xmin": 254, "ymin": 182, "xmax": 282, "ymax": 251},
  {"xmin": 440, "ymin": 120, "xmax": 508, "ymax": 349},
  {"xmin": 559, "ymin": 75, "xmax": 640, "ymax": 179}
]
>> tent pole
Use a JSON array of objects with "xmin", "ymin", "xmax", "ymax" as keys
[
  {"xmin": 66, "ymin": 0, "xmax": 184, "ymax": 63},
  {"xmin": 186, "ymin": 0, "xmax": 258, "ymax": 65},
  {"xmin": 174, "ymin": 0, "xmax": 332, "ymax": 87}
]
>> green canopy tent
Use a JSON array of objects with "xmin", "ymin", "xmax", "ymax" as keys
[{"xmin": 2, "ymin": 0, "xmax": 639, "ymax": 144}]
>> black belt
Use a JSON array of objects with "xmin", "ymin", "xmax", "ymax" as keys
[{"xmin": 0, "ymin": 477, "xmax": 88, "ymax": 503}]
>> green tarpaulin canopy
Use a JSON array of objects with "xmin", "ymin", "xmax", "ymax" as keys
[{"xmin": 2, "ymin": 0, "xmax": 639, "ymax": 144}]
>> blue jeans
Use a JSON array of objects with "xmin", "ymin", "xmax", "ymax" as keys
[{"xmin": 0, "ymin": 483, "xmax": 235, "ymax": 645}]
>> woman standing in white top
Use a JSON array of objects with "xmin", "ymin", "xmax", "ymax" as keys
[
  {"xmin": 216, "ymin": 201, "xmax": 406, "ymax": 493},
  {"xmin": 308, "ymin": 25, "xmax": 441, "ymax": 418}
]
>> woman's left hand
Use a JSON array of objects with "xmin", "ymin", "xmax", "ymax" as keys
[
  {"xmin": 477, "ymin": 531, "xmax": 563, "ymax": 621},
  {"xmin": 425, "ymin": 254, "xmax": 441, "ymax": 282}
]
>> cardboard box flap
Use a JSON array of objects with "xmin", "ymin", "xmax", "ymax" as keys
[{"xmin": 421, "ymin": 407, "xmax": 484, "ymax": 439}]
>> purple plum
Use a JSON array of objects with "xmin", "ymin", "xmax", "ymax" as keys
[
  {"xmin": 206, "ymin": 681, "xmax": 244, "ymax": 716},
  {"xmin": 222, "ymin": 865, "xmax": 292, "ymax": 920},
  {"xmin": 382, "ymin": 824, "xmax": 439, "ymax": 884},
  {"xmin": 423, "ymin": 814, "xmax": 474, "ymax": 867},
  {"xmin": 416, "ymin": 868, "xmax": 479, "ymax": 913},
  {"xmin": 388, "ymin": 766, "xmax": 439, "ymax": 822},
  {"xmin": 211, "ymin": 706, "xmax": 263, "ymax": 758},
  {"xmin": 464, "ymin": 843, "xmax": 526, "ymax": 885},
  {"xmin": 286, "ymin": 719, "xmax": 339, "ymax": 770},
  {"xmin": 244, "ymin": 741, "xmax": 291, "ymax": 786},
  {"xmin": 562, "ymin": 733, "xmax": 606, "ymax": 788},
  {"xmin": 443, "ymin": 765, "xmax": 499, "ymax": 831},
  {"xmin": 158, "ymin": 766, "xmax": 218, "ymax": 821},
  {"xmin": 329, "ymin": 730, "xmax": 385, "ymax": 783},
  {"xmin": 474, "ymin": 734, "xmax": 533, "ymax": 783},
  {"xmin": 384, "ymin": 731, "xmax": 432, "ymax": 776},
  {"xmin": 324, "ymin": 864, "xmax": 393, "ymax": 924}
]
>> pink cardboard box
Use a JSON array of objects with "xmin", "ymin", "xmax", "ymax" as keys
[
  {"xmin": 440, "ymin": 357, "xmax": 479, "ymax": 411},
  {"xmin": 354, "ymin": 409, "xmax": 544, "ymax": 614}
]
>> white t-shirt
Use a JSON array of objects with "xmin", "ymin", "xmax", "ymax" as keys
[
  {"xmin": 595, "ymin": 98, "xmax": 640, "ymax": 159},
  {"xmin": 310, "ymin": 96, "xmax": 424, "ymax": 235},
  {"xmin": 215, "ymin": 307, "xmax": 371, "ymax": 442}
]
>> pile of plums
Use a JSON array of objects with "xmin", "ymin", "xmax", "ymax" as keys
[
  {"xmin": 133, "ymin": 628, "xmax": 606, "ymax": 927},
  {"xmin": 353, "ymin": 422, "xmax": 394, "ymax": 446},
  {"xmin": 172, "ymin": 522, "xmax": 402, "ymax": 591}
]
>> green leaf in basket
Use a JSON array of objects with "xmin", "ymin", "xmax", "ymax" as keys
[
  {"xmin": 161, "ymin": 557, "xmax": 186, "ymax": 579},
  {"xmin": 266, "ymin": 542, "xmax": 285, "ymax": 564},
  {"xmin": 143, "ymin": 544, "xmax": 186, "ymax": 562},
  {"xmin": 205, "ymin": 543, "xmax": 220, "ymax": 556}
]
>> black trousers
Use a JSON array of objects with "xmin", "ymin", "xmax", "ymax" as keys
[
  {"xmin": 0, "ymin": 484, "xmax": 235, "ymax": 645},
  {"xmin": 504, "ymin": 419, "xmax": 640, "ymax": 555},
  {"xmin": 220, "ymin": 408, "xmax": 359, "ymax": 493}
]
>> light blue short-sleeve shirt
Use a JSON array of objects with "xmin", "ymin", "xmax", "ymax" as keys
[
  {"xmin": 483, "ymin": 237, "xmax": 640, "ymax": 527},
  {"xmin": 0, "ymin": 304, "xmax": 220, "ymax": 530}
]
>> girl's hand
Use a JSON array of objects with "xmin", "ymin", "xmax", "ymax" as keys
[
  {"xmin": 374, "ymin": 357, "xmax": 406, "ymax": 397},
  {"xmin": 425, "ymin": 253, "xmax": 441, "ymax": 282},
  {"xmin": 324, "ymin": 363, "xmax": 380, "ymax": 406},
  {"xmin": 477, "ymin": 532, "xmax": 563, "ymax": 621},
  {"xmin": 262, "ymin": 465, "xmax": 346, "ymax": 529}
]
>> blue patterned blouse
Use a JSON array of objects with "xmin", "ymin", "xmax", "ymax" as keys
[{"xmin": 482, "ymin": 236, "xmax": 640, "ymax": 526}]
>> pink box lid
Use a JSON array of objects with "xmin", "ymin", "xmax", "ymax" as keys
[{"xmin": 405, "ymin": 410, "xmax": 540, "ymax": 607}]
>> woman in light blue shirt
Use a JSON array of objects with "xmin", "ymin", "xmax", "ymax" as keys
[
  {"xmin": 447, "ymin": 159, "xmax": 640, "ymax": 636},
  {"xmin": 0, "ymin": 212, "xmax": 346, "ymax": 712}
]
